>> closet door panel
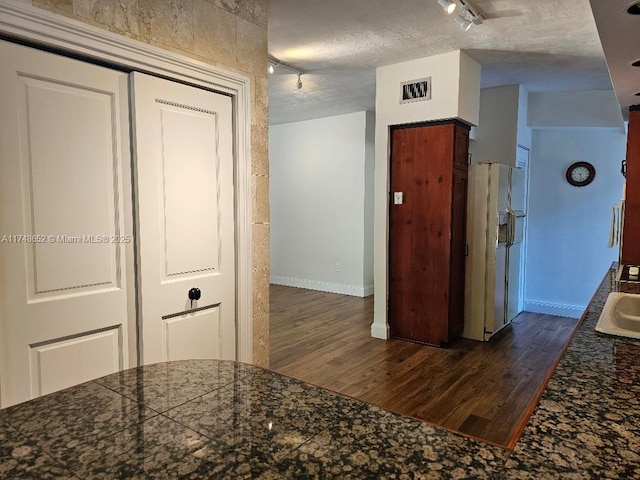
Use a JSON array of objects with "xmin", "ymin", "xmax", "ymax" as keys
[{"xmin": 0, "ymin": 40, "xmax": 133, "ymax": 407}]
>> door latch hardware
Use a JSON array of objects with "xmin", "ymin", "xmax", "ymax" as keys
[{"xmin": 188, "ymin": 287, "xmax": 201, "ymax": 308}]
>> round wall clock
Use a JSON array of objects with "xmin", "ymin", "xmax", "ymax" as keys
[{"xmin": 566, "ymin": 161, "xmax": 596, "ymax": 187}]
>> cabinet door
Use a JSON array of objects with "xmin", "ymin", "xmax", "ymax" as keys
[
  {"xmin": 449, "ymin": 166, "xmax": 468, "ymax": 338},
  {"xmin": 454, "ymin": 126, "xmax": 469, "ymax": 167},
  {"xmin": 389, "ymin": 124, "xmax": 454, "ymax": 346},
  {"xmin": 622, "ymin": 109, "xmax": 640, "ymax": 264}
]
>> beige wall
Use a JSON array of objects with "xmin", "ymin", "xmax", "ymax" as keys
[
  {"xmin": 25, "ymin": 0, "xmax": 270, "ymax": 366},
  {"xmin": 469, "ymin": 85, "xmax": 520, "ymax": 167}
]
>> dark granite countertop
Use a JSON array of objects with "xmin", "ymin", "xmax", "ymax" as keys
[
  {"xmin": 1, "ymin": 265, "xmax": 639, "ymax": 479},
  {"xmin": 501, "ymin": 265, "xmax": 640, "ymax": 479}
]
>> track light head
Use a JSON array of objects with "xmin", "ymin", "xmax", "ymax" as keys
[
  {"xmin": 438, "ymin": 0, "xmax": 456, "ymax": 14},
  {"xmin": 457, "ymin": 1, "xmax": 485, "ymax": 27},
  {"xmin": 296, "ymin": 73, "xmax": 303, "ymax": 90},
  {"xmin": 455, "ymin": 14, "xmax": 472, "ymax": 31}
]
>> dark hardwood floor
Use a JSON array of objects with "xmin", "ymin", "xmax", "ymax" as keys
[{"xmin": 269, "ymin": 284, "xmax": 580, "ymax": 448}]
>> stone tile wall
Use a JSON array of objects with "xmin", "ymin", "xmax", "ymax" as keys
[{"xmin": 22, "ymin": 0, "xmax": 270, "ymax": 367}]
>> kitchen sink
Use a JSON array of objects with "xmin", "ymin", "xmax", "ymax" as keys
[{"xmin": 596, "ymin": 292, "xmax": 640, "ymax": 339}]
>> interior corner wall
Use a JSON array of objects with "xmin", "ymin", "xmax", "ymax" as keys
[
  {"xmin": 269, "ymin": 112, "xmax": 372, "ymax": 297},
  {"xmin": 375, "ymin": 50, "xmax": 480, "ymax": 127},
  {"xmin": 517, "ymin": 86, "xmax": 532, "ymax": 149},
  {"xmin": 524, "ymin": 129, "xmax": 626, "ymax": 317},
  {"xmin": 373, "ymin": 50, "xmax": 481, "ymax": 339},
  {"xmin": 458, "ymin": 51, "xmax": 482, "ymax": 127},
  {"xmin": 469, "ymin": 85, "xmax": 520, "ymax": 166},
  {"xmin": 363, "ymin": 112, "xmax": 376, "ymax": 296}
]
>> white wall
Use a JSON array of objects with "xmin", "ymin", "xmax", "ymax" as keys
[
  {"xmin": 469, "ymin": 85, "xmax": 532, "ymax": 166},
  {"xmin": 364, "ymin": 111, "xmax": 375, "ymax": 291},
  {"xmin": 458, "ymin": 51, "xmax": 483, "ymax": 126},
  {"xmin": 375, "ymin": 50, "xmax": 481, "ymax": 128},
  {"xmin": 524, "ymin": 90, "xmax": 626, "ymax": 317},
  {"xmin": 372, "ymin": 50, "xmax": 481, "ymax": 338},
  {"xmin": 469, "ymin": 85, "xmax": 520, "ymax": 166},
  {"xmin": 528, "ymin": 91, "xmax": 624, "ymax": 129},
  {"xmin": 525, "ymin": 128, "xmax": 626, "ymax": 317},
  {"xmin": 517, "ymin": 85, "xmax": 532, "ymax": 149},
  {"xmin": 269, "ymin": 111, "xmax": 374, "ymax": 297}
]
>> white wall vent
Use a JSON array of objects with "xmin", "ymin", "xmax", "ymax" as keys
[{"xmin": 400, "ymin": 77, "xmax": 431, "ymax": 104}]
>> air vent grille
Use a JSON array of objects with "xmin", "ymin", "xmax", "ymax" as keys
[{"xmin": 400, "ymin": 77, "xmax": 431, "ymax": 104}]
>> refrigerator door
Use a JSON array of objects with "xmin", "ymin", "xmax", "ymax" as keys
[
  {"xmin": 463, "ymin": 163, "xmax": 526, "ymax": 341},
  {"xmin": 464, "ymin": 164, "xmax": 491, "ymax": 341},
  {"xmin": 506, "ymin": 167, "xmax": 526, "ymax": 323},
  {"xmin": 493, "ymin": 240, "xmax": 508, "ymax": 335},
  {"xmin": 506, "ymin": 242, "xmax": 521, "ymax": 322},
  {"xmin": 489, "ymin": 164, "xmax": 512, "ymax": 336}
]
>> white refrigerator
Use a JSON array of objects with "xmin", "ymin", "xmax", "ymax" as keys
[{"xmin": 463, "ymin": 163, "xmax": 526, "ymax": 341}]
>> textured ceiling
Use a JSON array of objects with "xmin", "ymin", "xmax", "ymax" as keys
[
  {"xmin": 589, "ymin": 0, "xmax": 640, "ymax": 119},
  {"xmin": 268, "ymin": 0, "xmax": 612, "ymax": 125}
]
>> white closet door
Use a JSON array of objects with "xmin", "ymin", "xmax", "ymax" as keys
[
  {"xmin": 130, "ymin": 72, "xmax": 236, "ymax": 365},
  {"xmin": 0, "ymin": 40, "xmax": 133, "ymax": 407}
]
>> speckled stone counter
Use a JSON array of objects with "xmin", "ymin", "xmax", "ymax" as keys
[
  {"xmin": 501, "ymin": 266, "xmax": 640, "ymax": 479},
  {"xmin": 0, "ymin": 359, "xmax": 508, "ymax": 479},
  {"xmin": 1, "ymin": 265, "xmax": 638, "ymax": 479}
]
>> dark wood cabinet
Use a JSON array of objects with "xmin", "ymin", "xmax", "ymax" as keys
[
  {"xmin": 622, "ymin": 106, "xmax": 640, "ymax": 265},
  {"xmin": 388, "ymin": 121, "xmax": 469, "ymax": 346}
]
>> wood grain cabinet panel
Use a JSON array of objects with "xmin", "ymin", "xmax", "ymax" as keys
[
  {"xmin": 622, "ymin": 107, "xmax": 640, "ymax": 265},
  {"xmin": 389, "ymin": 121, "xmax": 470, "ymax": 346}
]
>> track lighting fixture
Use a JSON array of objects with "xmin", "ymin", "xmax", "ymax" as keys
[
  {"xmin": 455, "ymin": 6, "xmax": 473, "ymax": 31},
  {"xmin": 455, "ymin": 9, "xmax": 473, "ymax": 32},
  {"xmin": 455, "ymin": 14, "xmax": 472, "ymax": 30},
  {"xmin": 438, "ymin": 0, "xmax": 456, "ymax": 14},
  {"xmin": 268, "ymin": 56, "xmax": 305, "ymax": 90},
  {"xmin": 439, "ymin": 0, "xmax": 485, "ymax": 31}
]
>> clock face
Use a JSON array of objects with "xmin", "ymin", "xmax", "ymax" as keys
[
  {"xmin": 571, "ymin": 165, "xmax": 591, "ymax": 183},
  {"xmin": 566, "ymin": 162, "xmax": 596, "ymax": 187}
]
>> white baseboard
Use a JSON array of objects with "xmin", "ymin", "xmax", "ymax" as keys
[
  {"xmin": 370, "ymin": 322, "xmax": 389, "ymax": 339},
  {"xmin": 524, "ymin": 300, "xmax": 584, "ymax": 319},
  {"xmin": 270, "ymin": 275, "xmax": 372, "ymax": 298}
]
